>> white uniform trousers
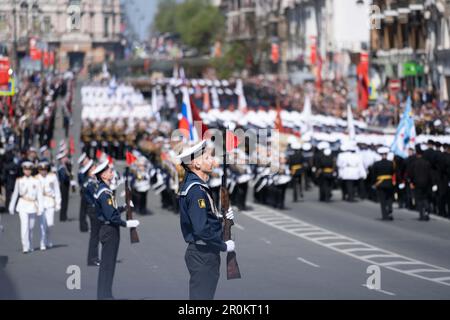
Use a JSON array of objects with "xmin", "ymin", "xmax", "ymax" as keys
[
  {"xmin": 40, "ymin": 208, "xmax": 55, "ymax": 248},
  {"xmin": 18, "ymin": 212, "xmax": 37, "ymax": 252}
]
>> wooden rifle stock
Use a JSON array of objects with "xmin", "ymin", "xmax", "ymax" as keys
[
  {"xmin": 125, "ymin": 167, "xmax": 139, "ymax": 243},
  {"xmin": 221, "ymin": 128, "xmax": 241, "ymax": 280}
]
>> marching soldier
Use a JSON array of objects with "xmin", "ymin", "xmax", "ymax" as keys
[
  {"xmin": 93, "ymin": 160, "xmax": 140, "ymax": 300},
  {"xmin": 131, "ymin": 157, "xmax": 151, "ymax": 215},
  {"xmin": 36, "ymin": 161, "xmax": 61, "ymax": 250},
  {"xmin": 9, "ymin": 161, "xmax": 44, "ymax": 253},
  {"xmin": 78, "ymin": 153, "xmax": 90, "ymax": 232},
  {"xmin": 178, "ymin": 140, "xmax": 235, "ymax": 300},
  {"xmin": 317, "ymin": 148, "xmax": 336, "ymax": 202},
  {"xmin": 56, "ymin": 152, "xmax": 71, "ymax": 222},
  {"xmin": 80, "ymin": 159, "xmax": 101, "ymax": 266},
  {"xmin": 288, "ymin": 141, "xmax": 304, "ymax": 202},
  {"xmin": 372, "ymin": 147, "xmax": 395, "ymax": 221},
  {"xmin": 408, "ymin": 145, "xmax": 434, "ymax": 221}
]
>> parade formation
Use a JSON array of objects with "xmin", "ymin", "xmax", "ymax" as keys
[{"xmin": 1, "ymin": 0, "xmax": 450, "ymax": 303}]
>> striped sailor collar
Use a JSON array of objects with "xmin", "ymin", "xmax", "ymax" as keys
[{"xmin": 179, "ymin": 171, "xmax": 210, "ymax": 196}]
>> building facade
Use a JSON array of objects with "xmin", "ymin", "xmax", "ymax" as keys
[
  {"xmin": 370, "ymin": 0, "xmax": 450, "ymax": 102},
  {"xmin": 0, "ymin": 0, "xmax": 125, "ymax": 73}
]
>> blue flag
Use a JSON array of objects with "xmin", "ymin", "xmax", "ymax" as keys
[{"xmin": 391, "ymin": 97, "xmax": 416, "ymax": 158}]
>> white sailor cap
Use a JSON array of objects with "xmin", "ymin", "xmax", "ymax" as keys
[
  {"xmin": 21, "ymin": 161, "xmax": 34, "ymax": 168},
  {"xmin": 78, "ymin": 152, "xmax": 88, "ymax": 164},
  {"xmin": 377, "ymin": 147, "xmax": 390, "ymax": 155},
  {"xmin": 39, "ymin": 145, "xmax": 48, "ymax": 154},
  {"xmin": 80, "ymin": 159, "xmax": 94, "ymax": 174},
  {"xmin": 56, "ymin": 152, "xmax": 67, "ymax": 160},
  {"xmin": 177, "ymin": 140, "xmax": 207, "ymax": 165},
  {"xmin": 302, "ymin": 143, "xmax": 312, "ymax": 151},
  {"xmin": 38, "ymin": 161, "xmax": 50, "ymax": 170},
  {"xmin": 92, "ymin": 160, "xmax": 110, "ymax": 175},
  {"xmin": 28, "ymin": 147, "xmax": 37, "ymax": 153},
  {"xmin": 317, "ymin": 141, "xmax": 330, "ymax": 151},
  {"xmin": 290, "ymin": 142, "xmax": 301, "ymax": 150},
  {"xmin": 323, "ymin": 148, "xmax": 332, "ymax": 156}
]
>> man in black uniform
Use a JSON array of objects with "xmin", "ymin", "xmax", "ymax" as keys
[
  {"xmin": 178, "ymin": 140, "xmax": 235, "ymax": 300},
  {"xmin": 288, "ymin": 141, "xmax": 304, "ymax": 202},
  {"xmin": 372, "ymin": 147, "xmax": 395, "ymax": 221},
  {"xmin": 408, "ymin": 145, "xmax": 433, "ymax": 221},
  {"xmin": 56, "ymin": 152, "xmax": 71, "ymax": 222},
  {"xmin": 78, "ymin": 153, "xmax": 90, "ymax": 232},
  {"xmin": 317, "ymin": 148, "xmax": 335, "ymax": 202},
  {"xmin": 93, "ymin": 160, "xmax": 140, "ymax": 300}
]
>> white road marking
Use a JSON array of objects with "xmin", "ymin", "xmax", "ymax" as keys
[
  {"xmin": 297, "ymin": 257, "xmax": 320, "ymax": 268},
  {"xmin": 241, "ymin": 203, "xmax": 450, "ymax": 288},
  {"xmin": 234, "ymin": 223, "xmax": 245, "ymax": 230},
  {"xmin": 362, "ymin": 284, "xmax": 396, "ymax": 296}
]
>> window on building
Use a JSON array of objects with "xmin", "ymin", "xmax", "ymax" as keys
[
  {"xmin": 0, "ymin": 15, "xmax": 7, "ymax": 34},
  {"xmin": 104, "ymin": 16, "xmax": 109, "ymax": 37},
  {"xmin": 43, "ymin": 16, "xmax": 52, "ymax": 34}
]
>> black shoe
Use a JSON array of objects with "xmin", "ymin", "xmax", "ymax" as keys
[{"xmin": 88, "ymin": 260, "xmax": 101, "ymax": 266}]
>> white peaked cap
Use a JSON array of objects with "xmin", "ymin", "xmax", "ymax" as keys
[
  {"xmin": 93, "ymin": 160, "xmax": 110, "ymax": 175},
  {"xmin": 177, "ymin": 140, "xmax": 207, "ymax": 164},
  {"xmin": 377, "ymin": 147, "xmax": 390, "ymax": 155}
]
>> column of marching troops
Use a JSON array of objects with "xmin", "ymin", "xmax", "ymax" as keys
[{"xmin": 2, "ymin": 79, "xmax": 450, "ymax": 300}]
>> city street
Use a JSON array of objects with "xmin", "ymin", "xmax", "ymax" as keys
[{"xmin": 2, "ymin": 178, "xmax": 450, "ymax": 299}]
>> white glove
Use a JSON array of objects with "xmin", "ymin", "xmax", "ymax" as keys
[
  {"xmin": 432, "ymin": 185, "xmax": 438, "ymax": 192},
  {"xmin": 126, "ymin": 220, "xmax": 140, "ymax": 228},
  {"xmin": 70, "ymin": 180, "xmax": 77, "ymax": 188},
  {"xmin": 225, "ymin": 240, "xmax": 235, "ymax": 252},
  {"xmin": 9, "ymin": 210, "xmax": 15, "ymax": 216},
  {"xmin": 225, "ymin": 208, "xmax": 234, "ymax": 220},
  {"xmin": 399, "ymin": 183, "xmax": 405, "ymax": 190},
  {"xmin": 129, "ymin": 200, "xmax": 134, "ymax": 208}
]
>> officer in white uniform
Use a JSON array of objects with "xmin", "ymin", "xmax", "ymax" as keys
[
  {"xmin": 9, "ymin": 161, "xmax": 44, "ymax": 253},
  {"xmin": 36, "ymin": 161, "xmax": 62, "ymax": 250}
]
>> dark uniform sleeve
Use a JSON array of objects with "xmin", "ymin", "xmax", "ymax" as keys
[
  {"xmin": 187, "ymin": 187, "xmax": 227, "ymax": 252},
  {"xmin": 98, "ymin": 191, "xmax": 127, "ymax": 227}
]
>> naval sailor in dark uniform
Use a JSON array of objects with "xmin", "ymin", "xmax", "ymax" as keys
[
  {"xmin": 93, "ymin": 160, "xmax": 140, "ymax": 300},
  {"xmin": 372, "ymin": 147, "xmax": 395, "ymax": 221},
  {"xmin": 178, "ymin": 140, "xmax": 235, "ymax": 300},
  {"xmin": 80, "ymin": 159, "xmax": 101, "ymax": 266}
]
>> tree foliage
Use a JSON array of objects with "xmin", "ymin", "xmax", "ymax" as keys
[{"xmin": 153, "ymin": 0, "xmax": 224, "ymax": 54}]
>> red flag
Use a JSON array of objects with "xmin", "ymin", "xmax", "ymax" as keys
[
  {"xmin": 126, "ymin": 151, "xmax": 137, "ymax": 166},
  {"xmin": 96, "ymin": 149, "xmax": 103, "ymax": 160},
  {"xmin": 107, "ymin": 155, "xmax": 114, "ymax": 165},
  {"xmin": 271, "ymin": 43, "xmax": 280, "ymax": 64},
  {"xmin": 274, "ymin": 102, "xmax": 288, "ymax": 133},
  {"xmin": 226, "ymin": 130, "xmax": 239, "ymax": 152},
  {"xmin": 0, "ymin": 57, "xmax": 10, "ymax": 86},
  {"xmin": 357, "ymin": 52, "xmax": 369, "ymax": 110},
  {"xmin": 190, "ymin": 96, "xmax": 209, "ymax": 139},
  {"xmin": 69, "ymin": 136, "xmax": 75, "ymax": 155}
]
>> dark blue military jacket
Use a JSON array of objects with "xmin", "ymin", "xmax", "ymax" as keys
[
  {"xmin": 179, "ymin": 171, "xmax": 227, "ymax": 252},
  {"xmin": 95, "ymin": 180, "xmax": 127, "ymax": 227}
]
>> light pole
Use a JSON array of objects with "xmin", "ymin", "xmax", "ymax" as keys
[{"xmin": 12, "ymin": 0, "xmax": 19, "ymax": 74}]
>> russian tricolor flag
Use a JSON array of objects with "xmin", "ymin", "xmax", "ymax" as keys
[{"xmin": 179, "ymin": 86, "xmax": 199, "ymax": 143}]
